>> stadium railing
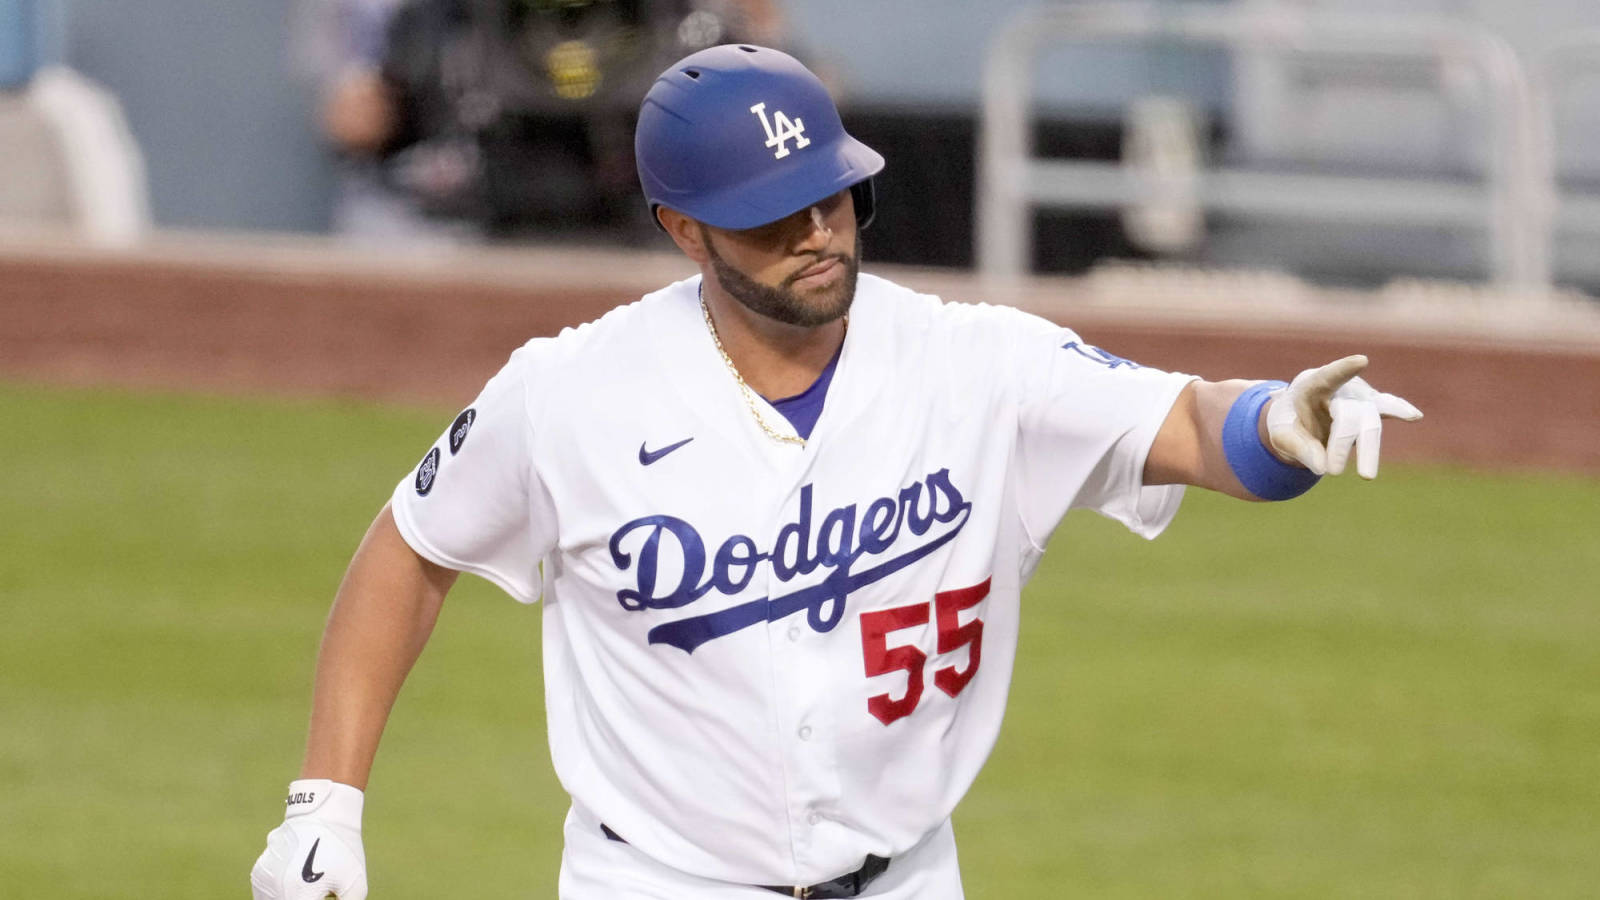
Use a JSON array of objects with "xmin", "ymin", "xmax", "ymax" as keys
[{"xmin": 975, "ymin": 2, "xmax": 1551, "ymax": 292}]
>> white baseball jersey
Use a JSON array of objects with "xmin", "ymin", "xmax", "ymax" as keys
[{"xmin": 389, "ymin": 272, "xmax": 1194, "ymax": 887}]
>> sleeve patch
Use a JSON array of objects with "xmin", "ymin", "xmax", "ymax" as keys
[
  {"xmin": 415, "ymin": 447, "xmax": 441, "ymax": 496},
  {"xmin": 1061, "ymin": 341, "xmax": 1141, "ymax": 370},
  {"xmin": 448, "ymin": 407, "xmax": 477, "ymax": 455}
]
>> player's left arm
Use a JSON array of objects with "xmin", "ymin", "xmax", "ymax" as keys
[{"xmin": 1145, "ymin": 355, "xmax": 1423, "ymax": 501}]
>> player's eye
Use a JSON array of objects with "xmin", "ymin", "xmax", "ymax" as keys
[{"xmin": 817, "ymin": 190, "xmax": 848, "ymax": 217}]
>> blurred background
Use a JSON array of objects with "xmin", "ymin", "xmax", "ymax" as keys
[
  {"xmin": 4, "ymin": 0, "xmax": 1600, "ymax": 285},
  {"xmin": 2, "ymin": 1, "xmax": 1598, "ymax": 897}
]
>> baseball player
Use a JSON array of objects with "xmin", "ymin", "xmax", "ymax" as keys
[{"xmin": 251, "ymin": 45, "xmax": 1422, "ymax": 899}]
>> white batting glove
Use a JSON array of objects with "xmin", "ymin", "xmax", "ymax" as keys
[
  {"xmin": 251, "ymin": 779, "xmax": 368, "ymax": 900},
  {"xmin": 1265, "ymin": 355, "xmax": 1423, "ymax": 479}
]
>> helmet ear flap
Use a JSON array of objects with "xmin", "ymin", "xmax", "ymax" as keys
[{"xmin": 851, "ymin": 180, "xmax": 876, "ymax": 231}]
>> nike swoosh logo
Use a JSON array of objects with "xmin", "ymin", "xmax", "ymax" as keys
[
  {"xmin": 301, "ymin": 838, "xmax": 325, "ymax": 883},
  {"xmin": 639, "ymin": 437, "xmax": 694, "ymax": 465}
]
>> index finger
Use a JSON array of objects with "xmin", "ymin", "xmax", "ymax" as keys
[{"xmin": 1303, "ymin": 355, "xmax": 1369, "ymax": 397}]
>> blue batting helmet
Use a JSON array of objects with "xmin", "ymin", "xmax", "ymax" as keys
[{"xmin": 635, "ymin": 44, "xmax": 884, "ymax": 231}]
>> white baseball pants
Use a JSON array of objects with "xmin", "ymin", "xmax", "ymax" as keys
[{"xmin": 558, "ymin": 805, "xmax": 965, "ymax": 899}]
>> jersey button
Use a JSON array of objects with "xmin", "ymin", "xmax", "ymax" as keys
[
  {"xmin": 807, "ymin": 811, "xmax": 822, "ymax": 826},
  {"xmin": 787, "ymin": 624, "xmax": 802, "ymax": 642},
  {"xmin": 797, "ymin": 725, "xmax": 812, "ymax": 741}
]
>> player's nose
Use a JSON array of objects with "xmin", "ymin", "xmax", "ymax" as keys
[{"xmin": 789, "ymin": 205, "xmax": 834, "ymax": 254}]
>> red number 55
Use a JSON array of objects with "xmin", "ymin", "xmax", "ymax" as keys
[{"xmin": 859, "ymin": 578, "xmax": 990, "ymax": 726}]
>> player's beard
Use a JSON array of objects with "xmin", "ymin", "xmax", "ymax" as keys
[{"xmin": 703, "ymin": 230, "xmax": 861, "ymax": 328}]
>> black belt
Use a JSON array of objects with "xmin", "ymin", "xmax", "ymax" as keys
[
  {"xmin": 600, "ymin": 824, "xmax": 891, "ymax": 898},
  {"xmin": 756, "ymin": 853, "xmax": 890, "ymax": 898}
]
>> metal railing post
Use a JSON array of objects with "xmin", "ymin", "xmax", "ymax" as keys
[{"xmin": 976, "ymin": 2, "xmax": 1551, "ymax": 291}]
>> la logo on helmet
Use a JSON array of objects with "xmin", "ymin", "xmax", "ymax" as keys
[{"xmin": 750, "ymin": 102, "xmax": 810, "ymax": 159}]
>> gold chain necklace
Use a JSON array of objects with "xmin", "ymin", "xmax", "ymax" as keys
[{"xmin": 700, "ymin": 292, "xmax": 842, "ymax": 447}]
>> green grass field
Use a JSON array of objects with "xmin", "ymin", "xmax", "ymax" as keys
[{"xmin": 2, "ymin": 382, "xmax": 1596, "ymax": 898}]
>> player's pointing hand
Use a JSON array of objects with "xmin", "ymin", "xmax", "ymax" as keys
[{"xmin": 1264, "ymin": 355, "xmax": 1424, "ymax": 479}]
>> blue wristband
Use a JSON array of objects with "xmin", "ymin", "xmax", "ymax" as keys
[{"xmin": 1222, "ymin": 381, "xmax": 1321, "ymax": 501}]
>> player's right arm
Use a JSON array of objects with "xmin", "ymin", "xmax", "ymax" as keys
[
  {"xmin": 302, "ymin": 502, "xmax": 457, "ymax": 788},
  {"xmin": 251, "ymin": 503, "xmax": 457, "ymax": 900},
  {"xmin": 251, "ymin": 343, "xmax": 550, "ymax": 898}
]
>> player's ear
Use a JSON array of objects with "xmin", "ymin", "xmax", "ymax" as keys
[{"xmin": 658, "ymin": 206, "xmax": 710, "ymax": 264}]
